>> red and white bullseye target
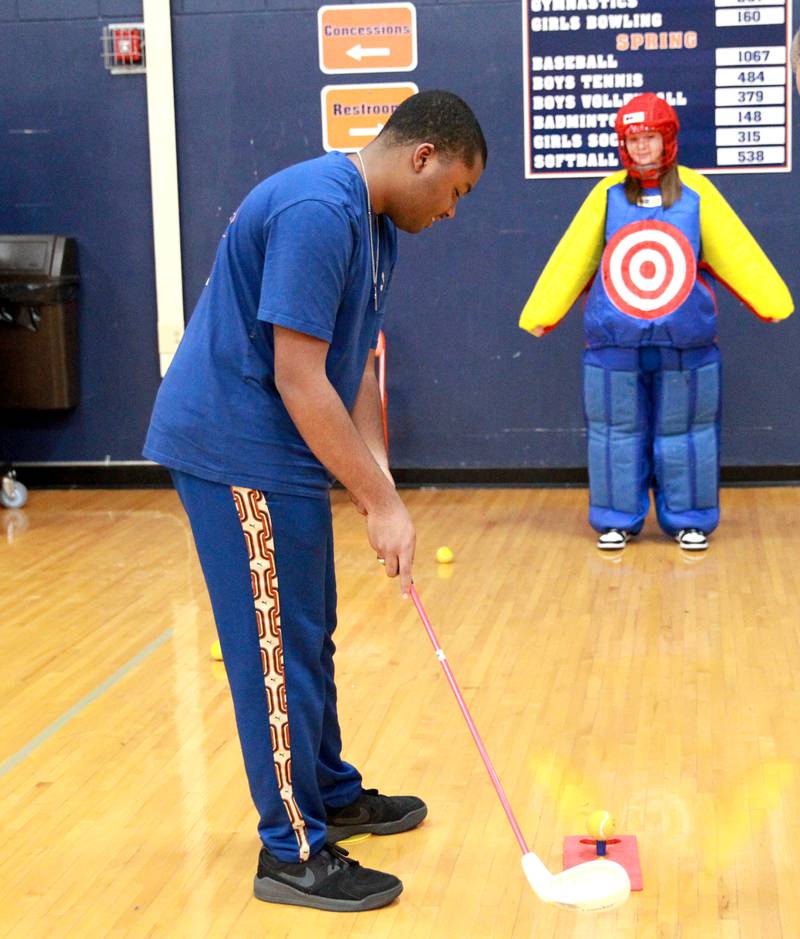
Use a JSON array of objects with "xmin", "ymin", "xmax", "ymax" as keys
[{"xmin": 602, "ymin": 220, "xmax": 696, "ymax": 320}]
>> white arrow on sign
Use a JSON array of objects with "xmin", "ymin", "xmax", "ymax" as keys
[
  {"xmin": 348, "ymin": 123, "xmax": 385, "ymax": 137},
  {"xmin": 346, "ymin": 44, "xmax": 391, "ymax": 61}
]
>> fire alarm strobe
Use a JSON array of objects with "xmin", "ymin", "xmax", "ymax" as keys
[{"xmin": 102, "ymin": 23, "xmax": 146, "ymax": 75}]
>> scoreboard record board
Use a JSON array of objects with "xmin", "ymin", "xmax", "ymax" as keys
[{"xmin": 522, "ymin": 0, "xmax": 794, "ymax": 178}]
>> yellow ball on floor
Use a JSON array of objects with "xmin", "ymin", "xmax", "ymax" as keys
[
  {"xmin": 587, "ymin": 809, "xmax": 615, "ymax": 840},
  {"xmin": 210, "ymin": 639, "xmax": 223, "ymax": 661},
  {"xmin": 436, "ymin": 546, "xmax": 454, "ymax": 564}
]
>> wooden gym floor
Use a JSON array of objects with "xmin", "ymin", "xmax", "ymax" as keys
[{"xmin": 2, "ymin": 486, "xmax": 800, "ymax": 938}]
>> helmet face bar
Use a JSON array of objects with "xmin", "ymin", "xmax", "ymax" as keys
[{"xmin": 615, "ymin": 93, "xmax": 680, "ymax": 181}]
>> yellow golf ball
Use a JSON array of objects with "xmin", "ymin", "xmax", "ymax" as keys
[
  {"xmin": 436, "ymin": 546, "xmax": 454, "ymax": 564},
  {"xmin": 210, "ymin": 639, "xmax": 223, "ymax": 661},
  {"xmin": 587, "ymin": 809, "xmax": 615, "ymax": 840}
]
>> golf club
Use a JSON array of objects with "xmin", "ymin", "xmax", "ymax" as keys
[
  {"xmin": 409, "ymin": 584, "xmax": 631, "ymax": 912},
  {"xmin": 375, "ymin": 330, "xmax": 388, "ymax": 453}
]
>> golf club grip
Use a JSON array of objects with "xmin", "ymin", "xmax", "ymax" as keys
[{"xmin": 409, "ymin": 584, "xmax": 529, "ymax": 856}]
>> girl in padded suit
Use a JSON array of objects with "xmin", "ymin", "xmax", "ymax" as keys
[{"xmin": 520, "ymin": 93, "xmax": 793, "ymax": 551}]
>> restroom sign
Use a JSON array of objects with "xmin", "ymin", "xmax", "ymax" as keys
[
  {"xmin": 321, "ymin": 82, "xmax": 418, "ymax": 151},
  {"xmin": 318, "ymin": 3, "xmax": 417, "ymax": 74}
]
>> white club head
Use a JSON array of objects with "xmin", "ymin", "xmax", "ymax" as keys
[{"xmin": 521, "ymin": 852, "xmax": 631, "ymax": 912}]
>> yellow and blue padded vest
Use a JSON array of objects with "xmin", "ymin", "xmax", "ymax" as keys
[{"xmin": 519, "ymin": 167, "xmax": 793, "ymax": 347}]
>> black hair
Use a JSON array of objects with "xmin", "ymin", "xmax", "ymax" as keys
[{"xmin": 380, "ymin": 90, "xmax": 487, "ymax": 169}]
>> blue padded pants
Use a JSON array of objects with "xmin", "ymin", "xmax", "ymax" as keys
[
  {"xmin": 583, "ymin": 344, "xmax": 721, "ymax": 537},
  {"xmin": 172, "ymin": 470, "xmax": 363, "ymax": 862}
]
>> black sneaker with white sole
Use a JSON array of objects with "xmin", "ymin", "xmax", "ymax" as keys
[
  {"xmin": 253, "ymin": 842, "xmax": 402, "ymax": 912},
  {"xmin": 597, "ymin": 528, "xmax": 631, "ymax": 550},
  {"xmin": 326, "ymin": 788, "xmax": 428, "ymax": 842},
  {"xmin": 676, "ymin": 528, "xmax": 708, "ymax": 551}
]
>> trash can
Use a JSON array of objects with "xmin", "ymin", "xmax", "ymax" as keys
[{"xmin": 0, "ymin": 235, "xmax": 79, "ymax": 409}]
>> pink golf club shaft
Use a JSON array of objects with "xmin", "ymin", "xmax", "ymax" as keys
[
  {"xmin": 376, "ymin": 331, "xmax": 388, "ymax": 453},
  {"xmin": 409, "ymin": 584, "xmax": 529, "ymax": 856}
]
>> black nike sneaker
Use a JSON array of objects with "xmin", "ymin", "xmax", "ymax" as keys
[
  {"xmin": 326, "ymin": 788, "xmax": 428, "ymax": 842},
  {"xmin": 253, "ymin": 842, "xmax": 402, "ymax": 912}
]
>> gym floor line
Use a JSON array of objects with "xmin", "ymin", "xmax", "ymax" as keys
[{"xmin": 0, "ymin": 629, "xmax": 173, "ymax": 780}]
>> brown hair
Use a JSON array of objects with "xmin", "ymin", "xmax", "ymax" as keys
[{"xmin": 624, "ymin": 166, "xmax": 682, "ymax": 208}]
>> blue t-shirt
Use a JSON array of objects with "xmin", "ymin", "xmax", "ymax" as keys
[{"xmin": 143, "ymin": 152, "xmax": 397, "ymax": 496}]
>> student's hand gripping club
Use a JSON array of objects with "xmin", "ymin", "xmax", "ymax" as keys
[{"xmin": 367, "ymin": 494, "xmax": 415, "ymax": 598}]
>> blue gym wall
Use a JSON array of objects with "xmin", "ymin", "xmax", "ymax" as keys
[{"xmin": 1, "ymin": 0, "xmax": 799, "ymax": 472}]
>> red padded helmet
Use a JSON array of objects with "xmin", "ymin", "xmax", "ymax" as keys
[{"xmin": 615, "ymin": 93, "xmax": 679, "ymax": 180}]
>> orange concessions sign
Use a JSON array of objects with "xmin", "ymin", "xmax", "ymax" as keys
[
  {"xmin": 318, "ymin": 3, "xmax": 417, "ymax": 74},
  {"xmin": 321, "ymin": 82, "xmax": 418, "ymax": 152}
]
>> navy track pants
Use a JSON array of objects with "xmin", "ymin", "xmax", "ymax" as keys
[{"xmin": 172, "ymin": 470, "xmax": 362, "ymax": 862}]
